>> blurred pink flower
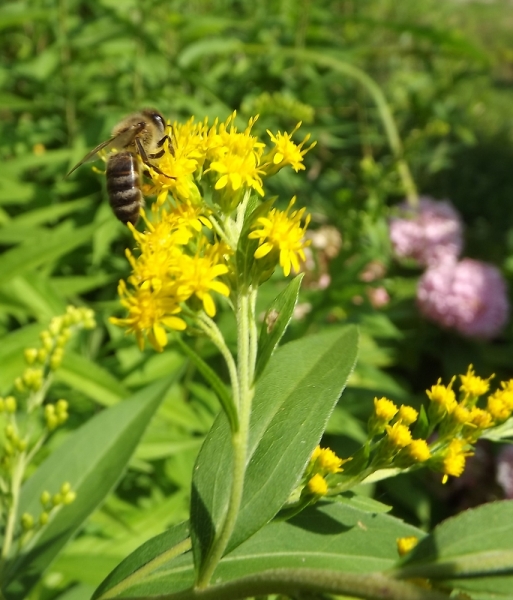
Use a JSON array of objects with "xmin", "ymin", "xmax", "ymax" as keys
[
  {"xmin": 389, "ymin": 197, "xmax": 463, "ymax": 267},
  {"xmin": 367, "ymin": 286, "xmax": 390, "ymax": 308},
  {"xmin": 417, "ymin": 258, "xmax": 509, "ymax": 339}
]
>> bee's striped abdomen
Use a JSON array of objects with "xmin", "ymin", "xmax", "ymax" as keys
[{"xmin": 106, "ymin": 152, "xmax": 143, "ymax": 225}]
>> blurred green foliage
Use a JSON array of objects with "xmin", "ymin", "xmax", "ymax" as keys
[{"xmin": 1, "ymin": 0, "xmax": 513, "ymax": 597}]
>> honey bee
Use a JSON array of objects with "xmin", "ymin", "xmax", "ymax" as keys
[{"xmin": 67, "ymin": 109, "xmax": 173, "ymax": 225}]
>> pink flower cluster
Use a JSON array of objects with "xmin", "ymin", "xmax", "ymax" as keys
[
  {"xmin": 416, "ymin": 259, "xmax": 508, "ymax": 339},
  {"xmin": 390, "ymin": 198, "xmax": 463, "ymax": 267},
  {"xmin": 390, "ymin": 197, "xmax": 509, "ymax": 339}
]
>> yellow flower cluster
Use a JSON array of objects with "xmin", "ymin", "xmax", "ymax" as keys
[
  {"xmin": 304, "ymin": 445, "xmax": 351, "ymax": 497},
  {"xmin": 365, "ymin": 365, "xmax": 513, "ymax": 484},
  {"xmin": 112, "ymin": 114, "xmax": 314, "ymax": 351}
]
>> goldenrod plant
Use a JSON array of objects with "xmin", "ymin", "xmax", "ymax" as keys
[{"xmin": 78, "ymin": 115, "xmax": 512, "ymax": 600}]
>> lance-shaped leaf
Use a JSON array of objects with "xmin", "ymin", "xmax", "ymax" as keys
[
  {"xmin": 2, "ymin": 378, "xmax": 169, "ymax": 600},
  {"xmin": 191, "ymin": 326, "xmax": 359, "ymax": 573},
  {"xmin": 93, "ymin": 501, "xmax": 424, "ymax": 598},
  {"xmin": 254, "ymin": 274, "xmax": 303, "ymax": 381}
]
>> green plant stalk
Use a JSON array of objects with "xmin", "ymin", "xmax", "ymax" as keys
[
  {"xmin": 131, "ymin": 568, "xmax": 450, "ymax": 600},
  {"xmin": 196, "ymin": 291, "xmax": 255, "ymax": 588},
  {"xmin": 245, "ymin": 45, "xmax": 418, "ymax": 207},
  {"xmin": 197, "ymin": 313, "xmax": 240, "ymax": 411},
  {"xmin": 1, "ymin": 451, "xmax": 26, "ymax": 564}
]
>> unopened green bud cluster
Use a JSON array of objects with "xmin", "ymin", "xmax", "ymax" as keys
[
  {"xmin": 18, "ymin": 482, "xmax": 77, "ymax": 544},
  {"xmin": 0, "ymin": 306, "xmax": 94, "ymax": 559}
]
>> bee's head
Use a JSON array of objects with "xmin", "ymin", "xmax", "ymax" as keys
[{"xmin": 142, "ymin": 109, "xmax": 166, "ymax": 134}]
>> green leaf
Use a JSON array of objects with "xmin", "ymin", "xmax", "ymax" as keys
[
  {"xmin": 0, "ymin": 225, "xmax": 96, "ymax": 288},
  {"xmin": 395, "ymin": 500, "xmax": 513, "ymax": 597},
  {"xmin": 2, "ymin": 273, "xmax": 66, "ymax": 319},
  {"xmin": 9, "ymin": 199, "xmax": 91, "ymax": 228},
  {"xmin": 254, "ymin": 274, "xmax": 303, "ymax": 381},
  {"xmin": 2, "ymin": 378, "xmax": 169, "ymax": 599},
  {"xmin": 93, "ymin": 522, "xmax": 192, "ymax": 600},
  {"xmin": 55, "ymin": 352, "xmax": 130, "ymax": 407},
  {"xmin": 191, "ymin": 326, "xmax": 359, "ymax": 572},
  {"xmin": 93, "ymin": 501, "xmax": 422, "ymax": 598}
]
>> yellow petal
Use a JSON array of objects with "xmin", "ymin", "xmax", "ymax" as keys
[
  {"xmin": 203, "ymin": 293, "xmax": 216, "ymax": 317},
  {"xmin": 254, "ymin": 243, "xmax": 273, "ymax": 259}
]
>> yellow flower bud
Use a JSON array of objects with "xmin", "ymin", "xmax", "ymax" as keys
[
  {"xmin": 60, "ymin": 481, "xmax": 71, "ymax": 495},
  {"xmin": 21, "ymin": 512, "xmax": 34, "ymax": 530},
  {"xmin": 24, "ymin": 348, "xmax": 39, "ymax": 365},
  {"xmin": 397, "ymin": 536, "xmax": 418, "ymax": 556},
  {"xmin": 37, "ymin": 348, "xmax": 48, "ymax": 363},
  {"xmin": 56, "ymin": 411, "xmax": 68, "ymax": 425},
  {"xmin": 307, "ymin": 473, "xmax": 328, "ymax": 496},
  {"xmin": 50, "ymin": 348, "xmax": 63, "ymax": 370},
  {"xmin": 46, "ymin": 414, "xmax": 59, "ymax": 431},
  {"xmin": 407, "ymin": 439, "xmax": 431, "ymax": 462},
  {"xmin": 39, "ymin": 511, "xmax": 49, "ymax": 525},
  {"xmin": 40, "ymin": 331, "xmax": 54, "ymax": 352},
  {"xmin": 16, "ymin": 438, "xmax": 28, "ymax": 452},
  {"xmin": 56, "ymin": 399, "xmax": 69, "ymax": 414},
  {"xmin": 49, "ymin": 317, "xmax": 63, "ymax": 336},
  {"xmin": 385, "ymin": 422, "xmax": 412, "ymax": 449},
  {"xmin": 56, "ymin": 329, "xmax": 71, "ymax": 347},
  {"xmin": 397, "ymin": 405, "xmax": 418, "ymax": 426},
  {"xmin": 40, "ymin": 490, "xmax": 51, "ymax": 506},
  {"xmin": 374, "ymin": 397, "xmax": 398, "ymax": 422},
  {"xmin": 52, "ymin": 493, "xmax": 63, "ymax": 506},
  {"xmin": 5, "ymin": 397, "xmax": 17, "ymax": 413},
  {"xmin": 44, "ymin": 404, "xmax": 55, "ymax": 418},
  {"xmin": 63, "ymin": 491, "xmax": 76, "ymax": 505},
  {"xmin": 14, "ymin": 377, "xmax": 25, "ymax": 392},
  {"xmin": 5, "ymin": 424, "xmax": 15, "ymax": 440}
]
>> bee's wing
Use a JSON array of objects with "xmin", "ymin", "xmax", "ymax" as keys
[{"xmin": 66, "ymin": 122, "xmax": 145, "ymax": 177}]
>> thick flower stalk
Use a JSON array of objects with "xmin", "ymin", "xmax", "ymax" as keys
[{"xmin": 110, "ymin": 113, "xmax": 314, "ymax": 586}]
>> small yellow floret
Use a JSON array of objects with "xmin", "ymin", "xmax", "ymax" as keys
[
  {"xmin": 487, "ymin": 394, "xmax": 511, "ymax": 423},
  {"xmin": 307, "ymin": 474, "xmax": 328, "ymax": 496},
  {"xmin": 396, "ymin": 536, "xmax": 419, "ymax": 556},
  {"xmin": 460, "ymin": 365, "xmax": 493, "ymax": 399},
  {"xmin": 386, "ymin": 422, "xmax": 412, "ymax": 449},
  {"xmin": 408, "ymin": 439, "xmax": 431, "ymax": 462},
  {"xmin": 265, "ymin": 123, "xmax": 316, "ymax": 173},
  {"xmin": 315, "ymin": 447, "xmax": 346, "ymax": 474},
  {"xmin": 468, "ymin": 407, "xmax": 493, "ymax": 429},
  {"xmin": 426, "ymin": 379, "xmax": 457, "ymax": 411},
  {"xmin": 398, "ymin": 405, "xmax": 418, "ymax": 426},
  {"xmin": 441, "ymin": 439, "xmax": 473, "ymax": 483},
  {"xmin": 374, "ymin": 397, "xmax": 398, "ymax": 422},
  {"xmin": 451, "ymin": 404, "xmax": 471, "ymax": 425},
  {"xmin": 249, "ymin": 197, "xmax": 310, "ymax": 277}
]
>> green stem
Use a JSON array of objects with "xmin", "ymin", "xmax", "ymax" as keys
[
  {"xmin": 196, "ymin": 291, "xmax": 255, "ymax": 588},
  {"xmin": 132, "ymin": 568, "xmax": 450, "ymax": 600},
  {"xmin": 197, "ymin": 314, "xmax": 240, "ymax": 411},
  {"xmin": 1, "ymin": 452, "xmax": 26, "ymax": 563},
  {"xmin": 247, "ymin": 289, "xmax": 258, "ymax": 383},
  {"xmin": 245, "ymin": 45, "xmax": 418, "ymax": 207}
]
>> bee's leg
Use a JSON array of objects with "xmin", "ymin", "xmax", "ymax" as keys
[
  {"xmin": 150, "ymin": 132, "xmax": 175, "ymax": 158},
  {"xmin": 136, "ymin": 138, "xmax": 175, "ymax": 180}
]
